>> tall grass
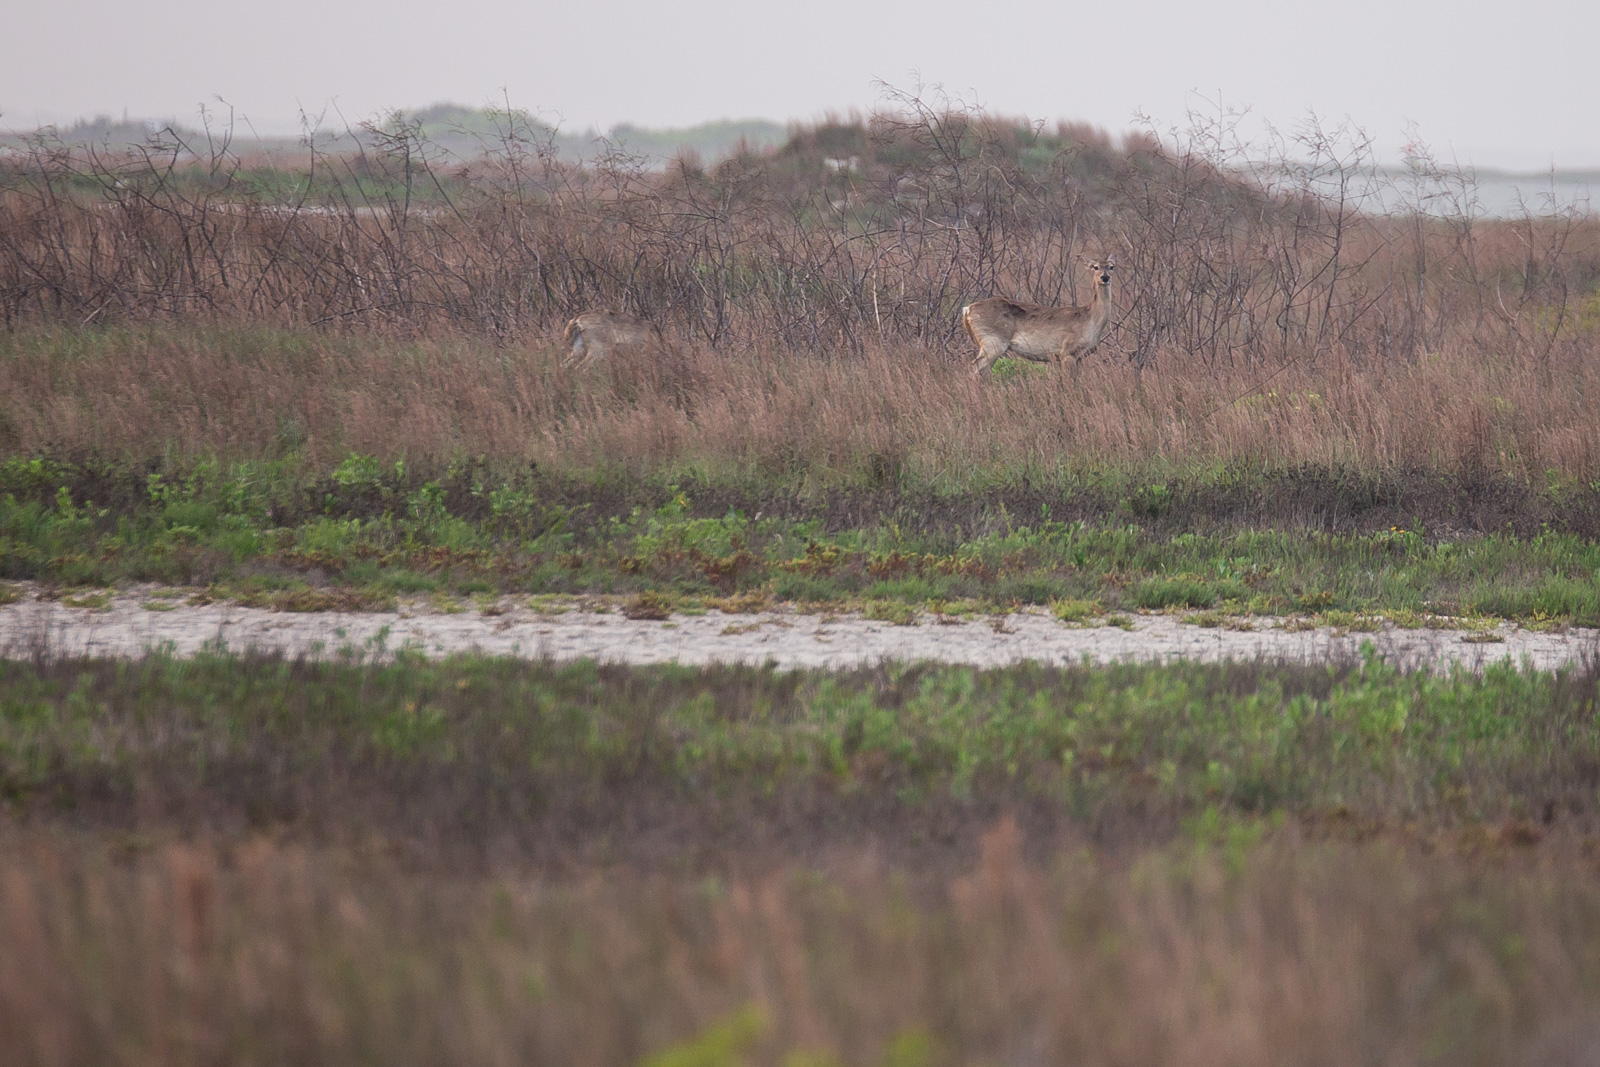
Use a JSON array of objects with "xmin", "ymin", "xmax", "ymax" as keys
[
  {"xmin": 3, "ymin": 101, "xmax": 1598, "ymax": 487},
  {"xmin": 4, "ymin": 653, "xmax": 1600, "ymax": 1065},
  {"xmin": 7, "ymin": 831, "xmax": 1600, "ymax": 1067},
  {"xmin": 3, "ymin": 323, "xmax": 1598, "ymax": 485},
  {"xmin": 6, "ymin": 103, "xmax": 1600, "ymax": 1065}
]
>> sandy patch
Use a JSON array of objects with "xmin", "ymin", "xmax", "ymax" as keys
[{"xmin": 2, "ymin": 586, "xmax": 1595, "ymax": 672}]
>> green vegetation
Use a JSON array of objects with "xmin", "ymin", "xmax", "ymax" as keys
[
  {"xmin": 5, "ymin": 652, "xmax": 1600, "ymax": 1065},
  {"xmin": 3, "ymin": 651, "xmax": 1597, "ymax": 830},
  {"xmin": 4, "ymin": 454, "xmax": 1598, "ymax": 623},
  {"xmin": 6, "ymin": 99, "xmax": 1600, "ymax": 1065}
]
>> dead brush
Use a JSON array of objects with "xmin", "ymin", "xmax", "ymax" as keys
[
  {"xmin": 0, "ymin": 98, "xmax": 1598, "ymax": 505},
  {"xmin": 1, "ymin": 97, "xmax": 1592, "ymax": 373}
]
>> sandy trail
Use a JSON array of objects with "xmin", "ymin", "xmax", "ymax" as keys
[{"xmin": 2, "ymin": 586, "xmax": 1596, "ymax": 671}]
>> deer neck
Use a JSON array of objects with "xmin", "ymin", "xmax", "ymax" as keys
[{"xmin": 1088, "ymin": 278, "xmax": 1111, "ymax": 326}]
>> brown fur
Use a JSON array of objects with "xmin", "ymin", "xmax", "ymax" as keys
[
  {"xmin": 562, "ymin": 310, "xmax": 664, "ymax": 368},
  {"xmin": 963, "ymin": 258, "xmax": 1115, "ymax": 378}
]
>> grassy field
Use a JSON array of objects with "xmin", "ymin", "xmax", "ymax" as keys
[
  {"xmin": 4, "ymin": 651, "xmax": 1600, "ymax": 1065},
  {"xmin": 5, "ymin": 108, "xmax": 1600, "ymax": 1064},
  {"xmin": 3, "ymin": 326, "xmax": 1600, "ymax": 625},
  {"xmin": 4, "ymin": 448, "xmax": 1599, "ymax": 624}
]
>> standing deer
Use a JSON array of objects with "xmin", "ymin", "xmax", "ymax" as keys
[
  {"xmin": 561, "ymin": 310, "xmax": 664, "ymax": 367},
  {"xmin": 962, "ymin": 257, "xmax": 1116, "ymax": 378}
]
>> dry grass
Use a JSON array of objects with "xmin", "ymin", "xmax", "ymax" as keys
[
  {"xmin": 5, "ymin": 107, "xmax": 1600, "ymax": 1065},
  {"xmin": 3, "ymin": 105, "xmax": 1598, "ymax": 487},
  {"xmin": 4, "ymin": 826, "xmax": 1599, "ymax": 1067},
  {"xmin": 2, "ymin": 104, "xmax": 1596, "ymax": 360},
  {"xmin": 1, "ymin": 647, "xmax": 1598, "ymax": 1064},
  {"xmin": 3, "ymin": 323, "xmax": 1597, "ymax": 485}
]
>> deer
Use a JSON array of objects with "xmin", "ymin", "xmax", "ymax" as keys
[
  {"xmin": 561, "ymin": 310, "xmax": 665, "ymax": 368},
  {"xmin": 962, "ymin": 257, "xmax": 1115, "ymax": 378}
]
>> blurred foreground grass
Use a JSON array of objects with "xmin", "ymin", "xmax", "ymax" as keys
[{"xmin": 5, "ymin": 652, "xmax": 1600, "ymax": 1064}]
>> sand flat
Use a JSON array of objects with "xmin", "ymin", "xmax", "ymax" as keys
[{"xmin": 2, "ymin": 586, "xmax": 1595, "ymax": 671}]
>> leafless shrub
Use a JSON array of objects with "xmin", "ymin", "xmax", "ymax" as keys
[
  {"xmin": 2, "ymin": 95, "xmax": 1597, "ymax": 492},
  {"xmin": 3, "ymin": 93, "xmax": 1591, "ymax": 365}
]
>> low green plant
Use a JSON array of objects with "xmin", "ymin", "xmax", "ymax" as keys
[
  {"xmin": 1, "ymin": 650, "xmax": 1595, "ymax": 831},
  {"xmin": 1050, "ymin": 597, "xmax": 1101, "ymax": 624},
  {"xmin": 1134, "ymin": 576, "xmax": 1243, "ymax": 610},
  {"xmin": 864, "ymin": 599, "xmax": 919, "ymax": 625},
  {"xmin": 1317, "ymin": 610, "xmax": 1383, "ymax": 633},
  {"xmin": 430, "ymin": 593, "xmax": 465, "ymax": 615},
  {"xmin": 529, "ymin": 595, "xmax": 571, "ymax": 616},
  {"xmin": 474, "ymin": 594, "xmax": 508, "ymax": 616},
  {"xmin": 642, "ymin": 1005, "xmax": 769, "ymax": 1067},
  {"xmin": 4, "ymin": 455, "xmax": 1599, "ymax": 625}
]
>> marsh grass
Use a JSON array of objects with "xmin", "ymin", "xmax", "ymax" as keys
[
  {"xmin": 6, "ymin": 829, "xmax": 1600, "ymax": 1067},
  {"xmin": 5, "ymin": 324, "xmax": 1600, "ymax": 489},
  {"xmin": 3, "ymin": 651, "xmax": 1598, "ymax": 842},
  {"xmin": 1048, "ymin": 597, "xmax": 1101, "ymax": 624},
  {"xmin": 4, "ymin": 455, "xmax": 1599, "ymax": 623},
  {"xmin": 5, "ymin": 110, "xmax": 1600, "ymax": 1063},
  {"xmin": 5, "ymin": 651, "xmax": 1600, "ymax": 1066}
]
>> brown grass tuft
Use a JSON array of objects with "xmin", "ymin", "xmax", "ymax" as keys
[{"xmin": 3, "ymin": 324, "xmax": 1598, "ymax": 484}]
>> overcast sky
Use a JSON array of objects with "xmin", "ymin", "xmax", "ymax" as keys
[{"xmin": 3, "ymin": 0, "xmax": 1597, "ymax": 170}]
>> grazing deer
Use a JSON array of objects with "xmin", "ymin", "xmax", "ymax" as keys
[
  {"xmin": 561, "ymin": 310, "xmax": 664, "ymax": 367},
  {"xmin": 962, "ymin": 257, "xmax": 1116, "ymax": 378}
]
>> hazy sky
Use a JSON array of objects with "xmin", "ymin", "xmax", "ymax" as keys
[{"xmin": 4, "ymin": 0, "xmax": 1597, "ymax": 169}]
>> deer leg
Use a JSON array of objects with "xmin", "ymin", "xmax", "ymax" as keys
[
  {"xmin": 971, "ymin": 337, "xmax": 1010, "ymax": 378},
  {"xmin": 1063, "ymin": 342, "xmax": 1089, "ymax": 382},
  {"xmin": 563, "ymin": 334, "xmax": 587, "ymax": 369}
]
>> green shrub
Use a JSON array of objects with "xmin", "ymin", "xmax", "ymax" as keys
[{"xmin": 1134, "ymin": 577, "xmax": 1216, "ymax": 610}]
